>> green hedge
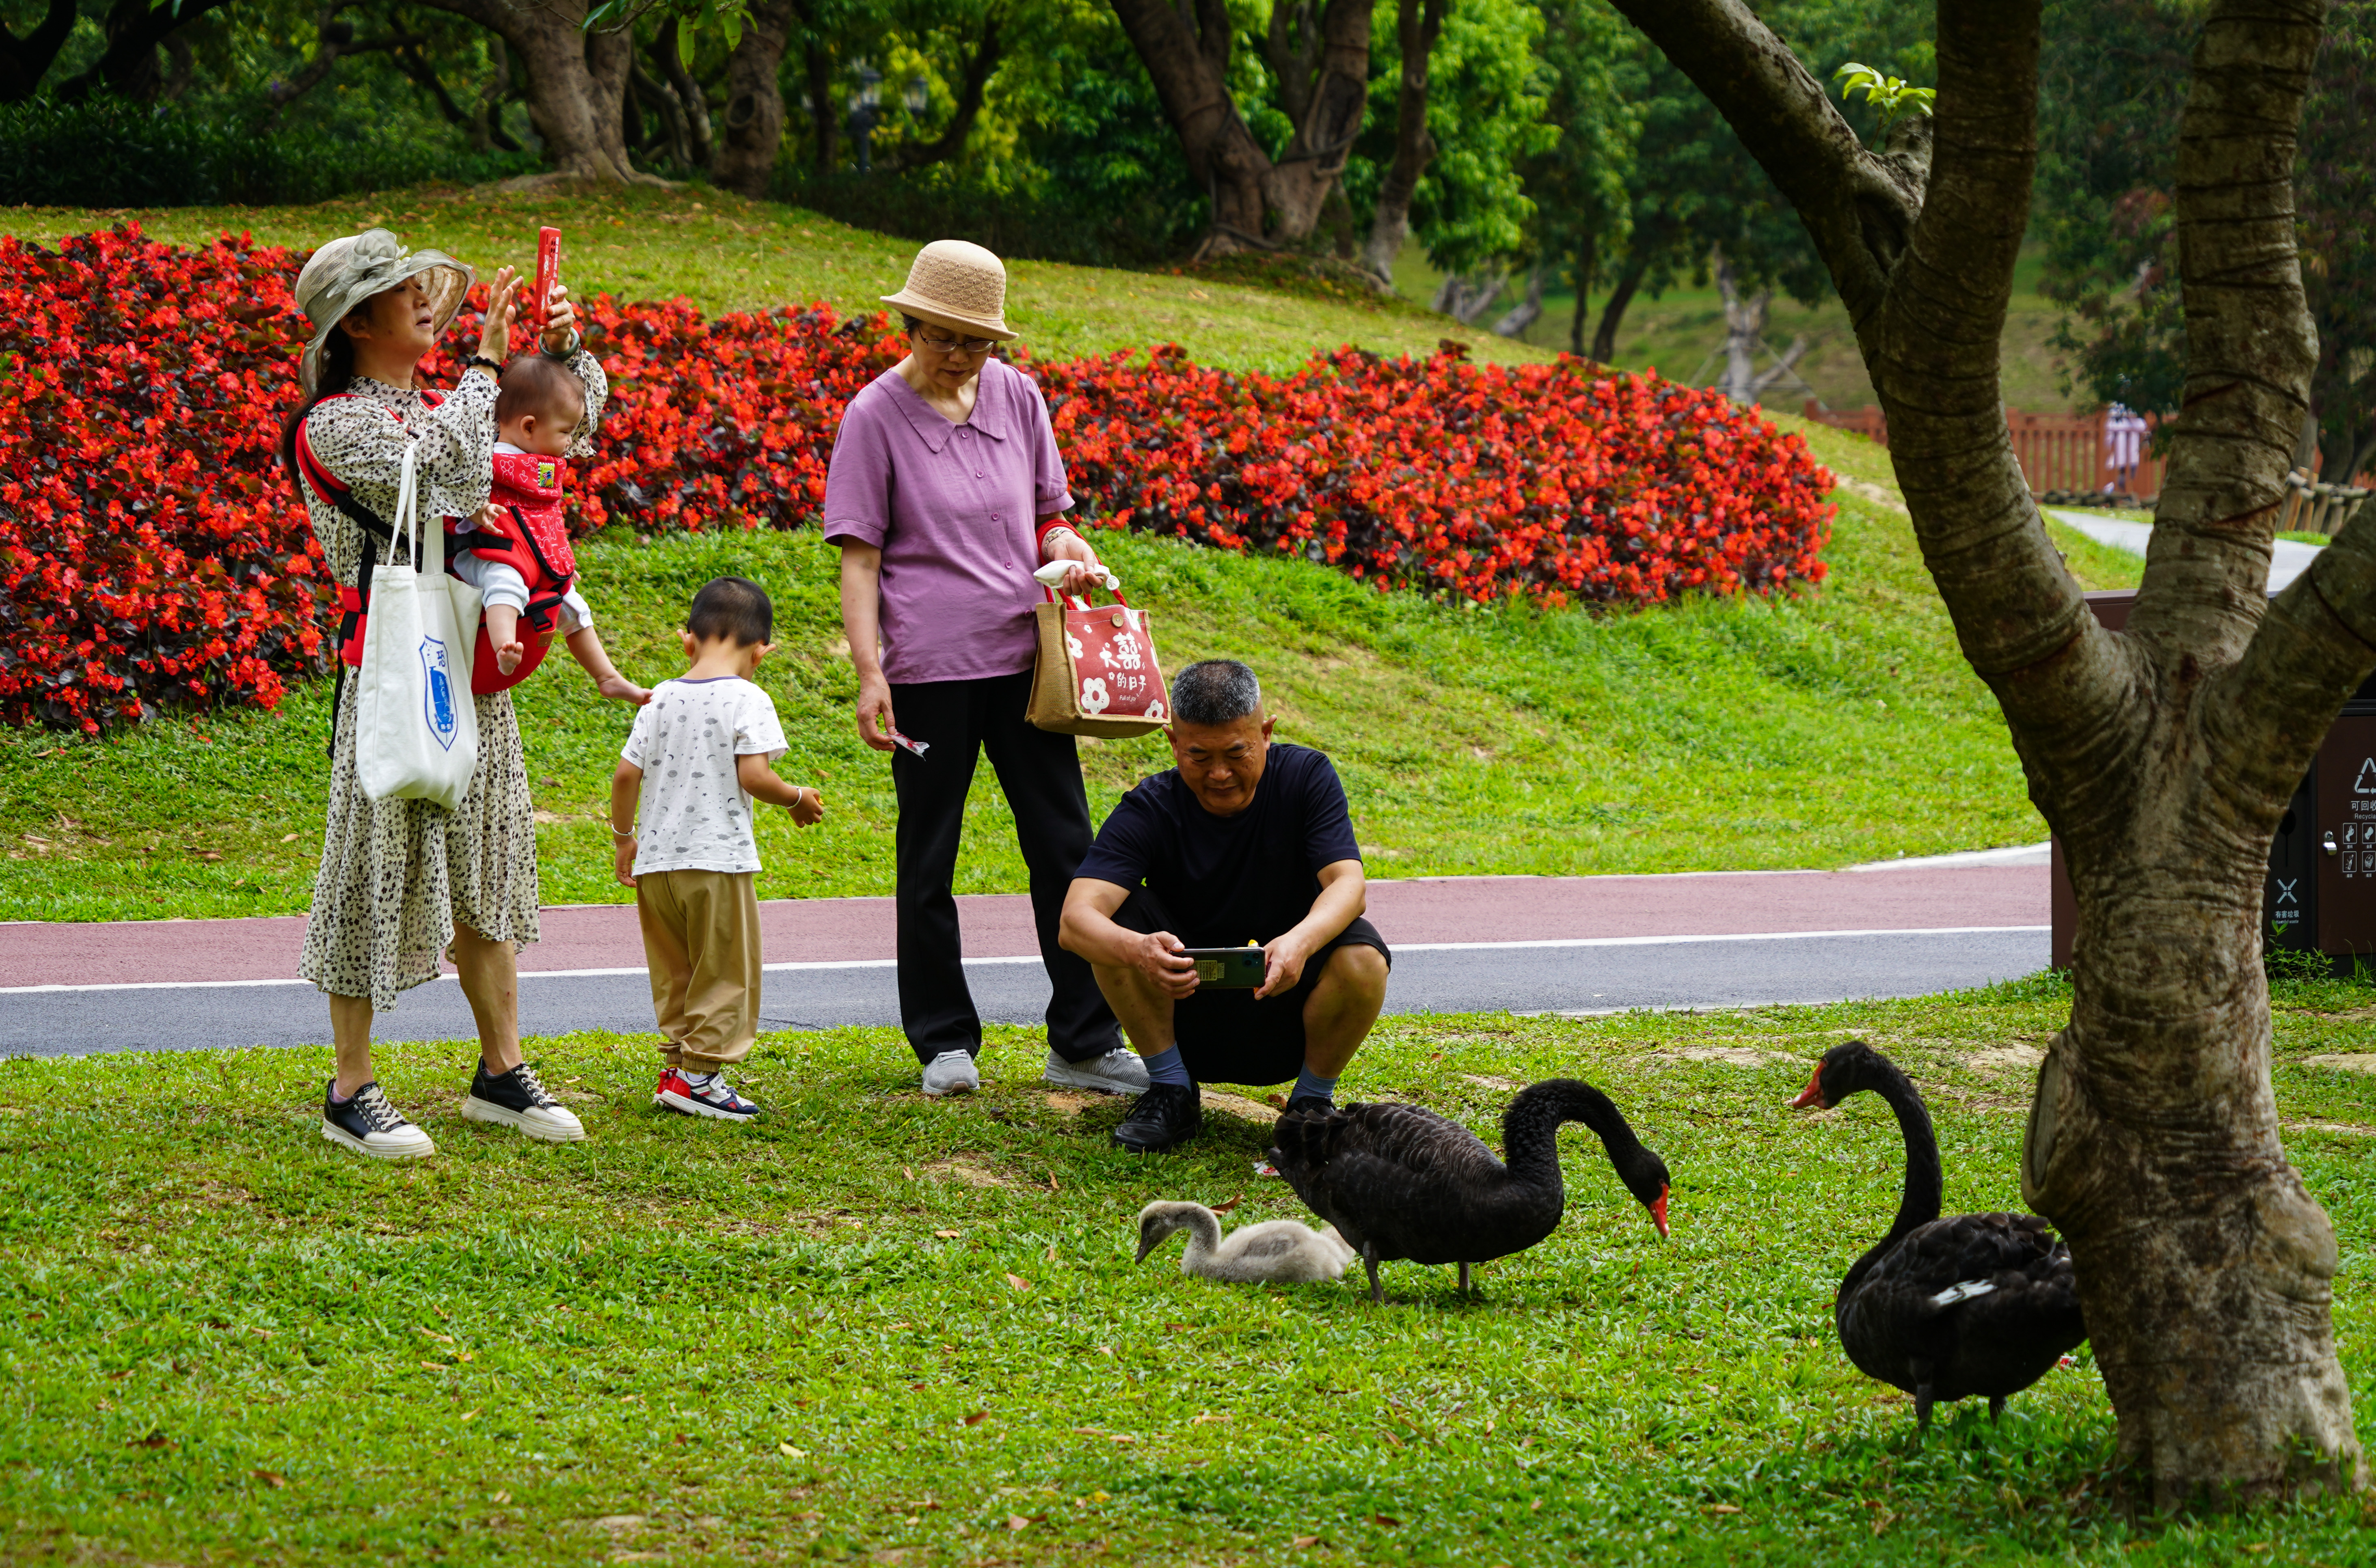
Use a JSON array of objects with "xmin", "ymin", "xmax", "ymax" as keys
[{"xmin": 0, "ymin": 95, "xmax": 537, "ymax": 207}]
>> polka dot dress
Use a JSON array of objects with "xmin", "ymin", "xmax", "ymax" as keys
[{"xmin": 292, "ymin": 356, "xmax": 605, "ymax": 1009}]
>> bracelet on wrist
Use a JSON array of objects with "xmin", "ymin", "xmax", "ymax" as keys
[
  {"xmin": 466, "ymin": 355, "xmax": 503, "ymax": 376},
  {"xmin": 539, "ymin": 330, "xmax": 583, "ymax": 360},
  {"xmin": 610, "ymin": 824, "xmax": 635, "ymax": 839}
]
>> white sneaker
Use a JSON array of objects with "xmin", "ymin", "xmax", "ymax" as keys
[
  {"xmin": 460, "ymin": 1061, "xmax": 586, "ymax": 1143},
  {"xmin": 321, "ymin": 1081, "xmax": 436, "ymax": 1160},
  {"xmin": 1043, "ymin": 1046, "xmax": 1150, "ymax": 1095},
  {"xmin": 921, "ymin": 1049, "xmax": 981, "ymax": 1097}
]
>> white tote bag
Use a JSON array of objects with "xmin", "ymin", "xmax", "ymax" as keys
[{"xmin": 354, "ymin": 444, "xmax": 482, "ymax": 810}]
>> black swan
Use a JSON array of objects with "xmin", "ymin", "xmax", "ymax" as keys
[
  {"xmin": 1267, "ymin": 1078, "xmax": 1670, "ymax": 1303},
  {"xmin": 1789, "ymin": 1040, "xmax": 2087, "ymax": 1436}
]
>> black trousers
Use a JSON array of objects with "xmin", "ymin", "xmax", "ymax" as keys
[{"xmin": 889, "ymin": 670, "xmax": 1121, "ymax": 1065}]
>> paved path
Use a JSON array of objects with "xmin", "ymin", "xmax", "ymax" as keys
[
  {"xmin": 1, "ymin": 859, "xmax": 2050, "ymax": 1056},
  {"xmin": 2050, "ymin": 508, "xmax": 2320, "ymax": 591}
]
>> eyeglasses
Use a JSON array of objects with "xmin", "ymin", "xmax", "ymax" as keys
[{"xmin": 914, "ymin": 329, "xmax": 995, "ymax": 355}]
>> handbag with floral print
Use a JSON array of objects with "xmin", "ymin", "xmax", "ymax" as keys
[{"xmin": 1024, "ymin": 565, "xmax": 1169, "ymax": 738}]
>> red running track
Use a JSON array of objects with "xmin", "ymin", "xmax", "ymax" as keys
[{"xmin": 0, "ymin": 866, "xmax": 2046, "ymax": 990}]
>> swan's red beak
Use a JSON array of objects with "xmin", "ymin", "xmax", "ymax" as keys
[
  {"xmin": 1649, "ymin": 1185, "xmax": 1669, "ymax": 1239},
  {"xmin": 1788, "ymin": 1063, "xmax": 1824, "ymax": 1110}
]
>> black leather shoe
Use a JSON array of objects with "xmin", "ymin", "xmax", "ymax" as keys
[{"xmin": 1112, "ymin": 1083, "xmax": 1202, "ymax": 1153}]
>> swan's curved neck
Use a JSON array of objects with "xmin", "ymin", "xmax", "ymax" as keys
[
  {"xmin": 1177, "ymin": 1207, "xmax": 1223, "ymax": 1264},
  {"xmin": 1502, "ymin": 1083, "xmax": 1642, "ymax": 1189},
  {"xmin": 1845, "ymin": 1059, "xmax": 1944, "ymax": 1286}
]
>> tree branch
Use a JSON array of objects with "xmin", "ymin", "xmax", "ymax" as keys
[
  {"xmin": 0, "ymin": 0, "xmax": 79, "ymax": 105},
  {"xmin": 887, "ymin": 9, "xmax": 1002, "ymax": 172},
  {"xmin": 1600, "ymin": 0, "xmax": 1917, "ymax": 323}
]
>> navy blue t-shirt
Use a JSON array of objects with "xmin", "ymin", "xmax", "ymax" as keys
[{"xmin": 1074, "ymin": 743, "xmax": 1361, "ymax": 946}]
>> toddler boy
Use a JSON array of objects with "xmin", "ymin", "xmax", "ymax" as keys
[
  {"xmin": 454, "ymin": 354, "xmax": 644, "ymax": 701},
  {"xmin": 611, "ymin": 576, "xmax": 827, "ymax": 1118}
]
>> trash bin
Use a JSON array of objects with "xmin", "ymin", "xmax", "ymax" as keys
[{"xmin": 2049, "ymin": 589, "xmax": 2374, "ymax": 972}]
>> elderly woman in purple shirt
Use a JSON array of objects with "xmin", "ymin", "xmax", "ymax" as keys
[{"xmin": 822, "ymin": 240, "xmax": 1151, "ymax": 1101}]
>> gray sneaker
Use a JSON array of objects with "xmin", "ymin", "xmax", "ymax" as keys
[
  {"xmin": 1043, "ymin": 1047, "xmax": 1150, "ymax": 1095},
  {"xmin": 921, "ymin": 1049, "xmax": 981, "ymax": 1097}
]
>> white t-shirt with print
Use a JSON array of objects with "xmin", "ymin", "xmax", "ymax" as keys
[{"xmin": 620, "ymin": 676, "xmax": 788, "ymax": 876}]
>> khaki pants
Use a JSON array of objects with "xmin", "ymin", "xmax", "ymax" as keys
[{"xmin": 635, "ymin": 868, "xmax": 762, "ymax": 1072}]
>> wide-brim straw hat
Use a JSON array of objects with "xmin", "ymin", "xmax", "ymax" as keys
[
  {"xmin": 880, "ymin": 239, "xmax": 1015, "ymax": 341},
  {"xmin": 293, "ymin": 228, "xmax": 474, "ymax": 394}
]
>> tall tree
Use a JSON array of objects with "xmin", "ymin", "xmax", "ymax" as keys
[
  {"xmin": 1607, "ymin": 0, "xmax": 2361, "ymax": 1501},
  {"xmin": 1107, "ymin": 0, "xmax": 1372, "ymax": 257}
]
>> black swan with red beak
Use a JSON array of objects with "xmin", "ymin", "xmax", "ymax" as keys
[
  {"xmin": 1791, "ymin": 1040, "xmax": 2087, "ymax": 1436},
  {"xmin": 1268, "ymin": 1078, "xmax": 1670, "ymax": 1304}
]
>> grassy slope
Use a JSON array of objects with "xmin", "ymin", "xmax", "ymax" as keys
[
  {"xmin": 1393, "ymin": 246, "xmax": 2078, "ymax": 414},
  {"xmin": 5, "ymin": 184, "xmax": 1542, "ymax": 376},
  {"xmin": 2, "ymin": 186, "xmax": 2143, "ymax": 921},
  {"xmin": 2, "ymin": 984, "xmax": 2372, "ymax": 1564}
]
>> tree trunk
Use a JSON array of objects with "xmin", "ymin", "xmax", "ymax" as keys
[
  {"xmin": 656, "ymin": 16, "xmax": 715, "ymax": 169},
  {"xmin": 796, "ymin": 20, "xmax": 838, "ymax": 175},
  {"xmin": 1590, "ymin": 250, "xmax": 1647, "ymax": 363},
  {"xmin": 415, "ymin": 0, "xmax": 658, "ymax": 185},
  {"xmin": 0, "ymin": 0, "xmax": 77, "ymax": 104},
  {"xmin": 1492, "ymin": 264, "xmax": 1544, "ymax": 338},
  {"xmin": 1606, "ymin": 0, "xmax": 2363, "ymax": 1504},
  {"xmin": 1568, "ymin": 232, "xmax": 1596, "ymax": 356},
  {"xmin": 1358, "ymin": 0, "xmax": 1449, "ymax": 287},
  {"xmin": 712, "ymin": 0, "xmax": 793, "ymax": 196},
  {"xmin": 1110, "ymin": 0, "xmax": 1374, "ymax": 258},
  {"xmin": 1713, "ymin": 251, "xmax": 1770, "ymax": 402}
]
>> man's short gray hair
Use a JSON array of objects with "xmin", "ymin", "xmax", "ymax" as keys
[{"xmin": 1170, "ymin": 659, "xmax": 1261, "ymax": 726}]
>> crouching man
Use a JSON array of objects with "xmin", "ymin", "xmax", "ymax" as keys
[{"xmin": 1058, "ymin": 659, "xmax": 1391, "ymax": 1153}]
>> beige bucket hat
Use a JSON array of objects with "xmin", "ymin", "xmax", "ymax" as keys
[
  {"xmin": 293, "ymin": 229, "xmax": 475, "ymax": 394},
  {"xmin": 880, "ymin": 239, "xmax": 1015, "ymax": 341}
]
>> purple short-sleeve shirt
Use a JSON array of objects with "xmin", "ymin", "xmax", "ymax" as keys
[{"xmin": 821, "ymin": 357, "xmax": 1075, "ymax": 685}]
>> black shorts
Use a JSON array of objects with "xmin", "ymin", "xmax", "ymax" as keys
[{"xmin": 1114, "ymin": 891, "xmax": 1391, "ymax": 1087}]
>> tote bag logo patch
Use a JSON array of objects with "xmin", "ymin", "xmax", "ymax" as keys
[{"xmin": 418, "ymin": 637, "xmax": 458, "ymax": 750}]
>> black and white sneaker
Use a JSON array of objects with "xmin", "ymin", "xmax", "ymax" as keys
[
  {"xmin": 321, "ymin": 1081, "xmax": 436, "ymax": 1160},
  {"xmin": 1112, "ymin": 1083, "xmax": 1203, "ymax": 1153},
  {"xmin": 461, "ymin": 1061, "xmax": 586, "ymax": 1143}
]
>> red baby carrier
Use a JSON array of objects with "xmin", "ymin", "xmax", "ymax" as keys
[
  {"xmin": 292, "ymin": 394, "xmax": 577, "ymax": 700},
  {"xmin": 459, "ymin": 449, "xmax": 581, "ymax": 693}
]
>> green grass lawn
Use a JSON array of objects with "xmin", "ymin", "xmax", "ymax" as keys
[{"xmin": 4, "ymin": 980, "xmax": 2373, "ymax": 1564}]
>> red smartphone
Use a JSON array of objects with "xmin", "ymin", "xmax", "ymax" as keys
[{"xmin": 529, "ymin": 226, "xmax": 562, "ymax": 333}]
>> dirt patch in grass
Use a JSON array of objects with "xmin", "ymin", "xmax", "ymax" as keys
[
  {"xmin": 920, "ymin": 1156, "xmax": 1013, "ymax": 1189},
  {"xmin": 2302, "ymin": 1053, "xmax": 2376, "ymax": 1073}
]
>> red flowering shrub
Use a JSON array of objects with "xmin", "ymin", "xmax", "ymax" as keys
[
  {"xmin": 0, "ymin": 226, "xmax": 320, "ymax": 733},
  {"xmin": 1039, "ymin": 344, "xmax": 1832, "ymax": 605},
  {"xmin": 0, "ymin": 226, "xmax": 1832, "ymax": 733}
]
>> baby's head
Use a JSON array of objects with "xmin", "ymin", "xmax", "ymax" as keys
[
  {"xmin": 684, "ymin": 576, "xmax": 775, "ymax": 664},
  {"xmin": 495, "ymin": 355, "xmax": 585, "ymax": 456}
]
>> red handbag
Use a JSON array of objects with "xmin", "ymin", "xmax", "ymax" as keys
[{"xmin": 1024, "ymin": 570, "xmax": 1168, "ymax": 738}]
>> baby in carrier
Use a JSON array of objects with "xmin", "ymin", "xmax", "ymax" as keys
[{"xmin": 451, "ymin": 355, "xmax": 645, "ymax": 702}]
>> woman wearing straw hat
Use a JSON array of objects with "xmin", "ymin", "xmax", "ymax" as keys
[
  {"xmin": 277, "ymin": 229, "xmax": 606, "ymax": 1158},
  {"xmin": 823, "ymin": 240, "xmax": 1147, "ymax": 1100}
]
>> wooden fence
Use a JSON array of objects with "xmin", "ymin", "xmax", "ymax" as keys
[{"xmin": 1802, "ymin": 403, "xmax": 2169, "ymax": 497}]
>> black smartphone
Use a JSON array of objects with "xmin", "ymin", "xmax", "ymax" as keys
[{"xmin": 1177, "ymin": 946, "xmax": 1266, "ymax": 988}]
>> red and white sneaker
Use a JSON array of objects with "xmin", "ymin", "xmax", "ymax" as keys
[{"xmin": 655, "ymin": 1068, "xmax": 762, "ymax": 1121}]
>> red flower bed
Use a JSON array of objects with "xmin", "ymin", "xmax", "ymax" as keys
[{"xmin": 0, "ymin": 226, "xmax": 1832, "ymax": 733}]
